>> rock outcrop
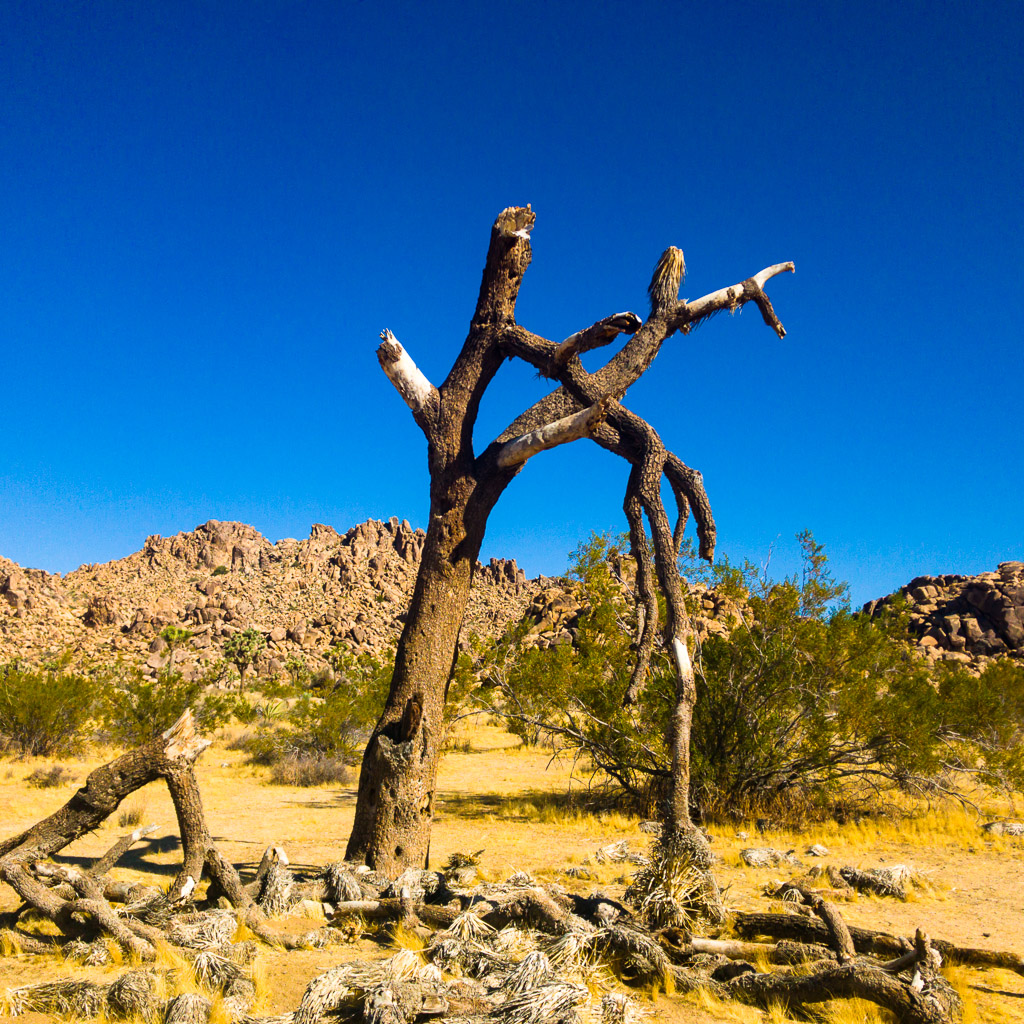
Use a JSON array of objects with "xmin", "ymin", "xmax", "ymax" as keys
[
  {"xmin": 863, "ymin": 560, "xmax": 1024, "ymax": 668},
  {"xmin": 0, "ymin": 519, "xmax": 529, "ymax": 679}
]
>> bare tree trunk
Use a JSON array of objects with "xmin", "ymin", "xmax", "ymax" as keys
[{"xmin": 346, "ymin": 496, "xmax": 487, "ymax": 872}]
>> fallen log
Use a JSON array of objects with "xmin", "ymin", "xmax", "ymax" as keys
[{"xmin": 734, "ymin": 911, "xmax": 1024, "ymax": 977}]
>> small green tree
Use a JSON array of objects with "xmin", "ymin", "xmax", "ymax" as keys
[
  {"xmin": 160, "ymin": 625, "xmax": 193, "ymax": 673},
  {"xmin": 223, "ymin": 628, "xmax": 266, "ymax": 689}
]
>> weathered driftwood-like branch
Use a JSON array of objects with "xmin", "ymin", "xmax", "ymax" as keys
[
  {"xmin": 807, "ymin": 891, "xmax": 857, "ymax": 961},
  {"xmin": 376, "ymin": 330, "xmax": 440, "ymax": 434},
  {"xmin": 622, "ymin": 467, "xmax": 658, "ymax": 706},
  {"xmin": 0, "ymin": 710, "xmax": 299, "ymax": 958},
  {"xmin": 88, "ymin": 823, "xmax": 159, "ymax": 878},
  {"xmin": 728, "ymin": 955, "xmax": 961, "ymax": 1024},
  {"xmin": 0, "ymin": 710, "xmax": 208, "ymax": 862},
  {"xmin": 495, "ymin": 397, "xmax": 611, "ymax": 468},
  {"xmin": 675, "ymin": 261, "xmax": 795, "ymax": 337},
  {"xmin": 734, "ymin": 911, "xmax": 1024, "ymax": 977}
]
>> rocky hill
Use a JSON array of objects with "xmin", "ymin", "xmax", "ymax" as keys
[
  {"xmin": 2, "ymin": 520, "xmax": 1020, "ymax": 681},
  {"xmin": 0, "ymin": 519, "xmax": 530, "ymax": 679},
  {"xmin": 863, "ymin": 560, "xmax": 1024, "ymax": 668}
]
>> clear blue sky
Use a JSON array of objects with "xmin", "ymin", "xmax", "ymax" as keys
[{"xmin": 2, "ymin": 1, "xmax": 1021, "ymax": 607}]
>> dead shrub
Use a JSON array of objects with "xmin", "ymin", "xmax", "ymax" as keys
[
  {"xmin": 25, "ymin": 764, "xmax": 73, "ymax": 788},
  {"xmin": 118, "ymin": 801, "xmax": 146, "ymax": 828},
  {"xmin": 268, "ymin": 753, "xmax": 349, "ymax": 787}
]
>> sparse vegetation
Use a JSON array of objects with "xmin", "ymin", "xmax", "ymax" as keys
[
  {"xmin": 230, "ymin": 649, "xmax": 391, "ymax": 785},
  {"xmin": 24, "ymin": 763, "xmax": 73, "ymax": 788},
  {"xmin": 268, "ymin": 753, "xmax": 349, "ymax": 787},
  {"xmin": 118, "ymin": 800, "xmax": 146, "ymax": 827},
  {"xmin": 98, "ymin": 665, "xmax": 241, "ymax": 746}
]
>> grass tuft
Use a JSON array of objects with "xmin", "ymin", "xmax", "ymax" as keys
[
  {"xmin": 118, "ymin": 800, "xmax": 146, "ymax": 828},
  {"xmin": 24, "ymin": 764, "xmax": 73, "ymax": 789},
  {"xmin": 390, "ymin": 924, "xmax": 427, "ymax": 951}
]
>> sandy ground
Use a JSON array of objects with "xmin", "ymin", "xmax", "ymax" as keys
[{"xmin": 1, "ymin": 725, "xmax": 1023, "ymax": 1022}]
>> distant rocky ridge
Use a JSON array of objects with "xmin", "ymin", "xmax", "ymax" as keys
[
  {"xmin": 0, "ymin": 518, "xmax": 529, "ymax": 678},
  {"xmin": 2, "ymin": 522, "xmax": 1020, "ymax": 679},
  {"xmin": 863, "ymin": 560, "xmax": 1024, "ymax": 668}
]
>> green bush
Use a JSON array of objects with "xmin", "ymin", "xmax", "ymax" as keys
[
  {"xmin": 482, "ymin": 532, "xmax": 1024, "ymax": 820},
  {"xmin": 0, "ymin": 663, "xmax": 98, "ymax": 756},
  {"xmin": 232, "ymin": 649, "xmax": 391, "ymax": 781},
  {"xmin": 287, "ymin": 649, "xmax": 391, "ymax": 761},
  {"xmin": 212, "ymin": 565, "xmax": 229, "ymax": 576},
  {"xmin": 98, "ymin": 665, "xmax": 241, "ymax": 747}
]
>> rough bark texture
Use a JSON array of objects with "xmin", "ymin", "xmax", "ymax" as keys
[{"xmin": 350, "ymin": 205, "xmax": 794, "ymax": 876}]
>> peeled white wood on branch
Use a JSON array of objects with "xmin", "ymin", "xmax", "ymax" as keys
[
  {"xmin": 376, "ymin": 330, "xmax": 438, "ymax": 425},
  {"xmin": 680, "ymin": 262, "xmax": 795, "ymax": 338},
  {"xmin": 496, "ymin": 398, "xmax": 611, "ymax": 468}
]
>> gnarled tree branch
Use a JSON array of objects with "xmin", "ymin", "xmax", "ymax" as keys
[
  {"xmin": 675, "ymin": 261, "xmax": 795, "ymax": 337},
  {"xmin": 551, "ymin": 312, "xmax": 642, "ymax": 371}
]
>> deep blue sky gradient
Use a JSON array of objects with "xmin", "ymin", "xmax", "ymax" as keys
[{"xmin": 2, "ymin": 1, "xmax": 1021, "ymax": 605}]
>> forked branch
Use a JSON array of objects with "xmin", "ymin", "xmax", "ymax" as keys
[
  {"xmin": 675, "ymin": 261, "xmax": 795, "ymax": 338},
  {"xmin": 551, "ymin": 312, "xmax": 642, "ymax": 371}
]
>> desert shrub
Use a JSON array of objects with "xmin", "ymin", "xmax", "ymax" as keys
[
  {"xmin": 287, "ymin": 649, "xmax": 391, "ymax": 761},
  {"xmin": 98, "ymin": 665, "xmax": 242, "ymax": 746},
  {"xmin": 0, "ymin": 663, "xmax": 99, "ymax": 756},
  {"xmin": 440, "ymin": 650, "xmax": 482, "ymax": 748},
  {"xmin": 483, "ymin": 532, "xmax": 1024, "ymax": 820},
  {"xmin": 234, "ymin": 649, "xmax": 391, "ymax": 782},
  {"xmin": 269, "ymin": 753, "xmax": 349, "ymax": 786},
  {"xmin": 212, "ymin": 565, "xmax": 229, "ymax": 576},
  {"xmin": 25, "ymin": 764, "xmax": 73, "ymax": 788},
  {"xmin": 930, "ymin": 656, "xmax": 1024, "ymax": 789},
  {"xmin": 228, "ymin": 729, "xmax": 287, "ymax": 765}
]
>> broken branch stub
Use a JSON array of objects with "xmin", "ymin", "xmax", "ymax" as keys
[{"xmin": 376, "ymin": 330, "xmax": 439, "ymax": 433}]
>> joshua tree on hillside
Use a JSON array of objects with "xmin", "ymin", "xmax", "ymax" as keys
[
  {"xmin": 223, "ymin": 627, "xmax": 265, "ymax": 690},
  {"xmin": 159, "ymin": 625, "xmax": 193, "ymax": 674},
  {"xmin": 347, "ymin": 205, "xmax": 794, "ymax": 881}
]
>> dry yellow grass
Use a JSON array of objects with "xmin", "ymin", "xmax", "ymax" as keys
[{"xmin": 1, "ymin": 724, "xmax": 1023, "ymax": 1022}]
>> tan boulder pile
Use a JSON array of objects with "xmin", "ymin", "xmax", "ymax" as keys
[
  {"xmin": 863, "ymin": 560, "xmax": 1024, "ymax": 668},
  {"xmin": 0, "ymin": 518, "xmax": 530, "ymax": 679}
]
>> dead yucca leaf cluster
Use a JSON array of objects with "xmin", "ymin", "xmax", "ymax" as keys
[{"xmin": 625, "ymin": 843, "xmax": 708, "ymax": 929}]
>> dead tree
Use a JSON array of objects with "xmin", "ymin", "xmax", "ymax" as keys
[
  {"xmin": 0, "ymin": 711, "xmax": 287, "ymax": 957},
  {"xmin": 349, "ymin": 205, "xmax": 793, "ymax": 877}
]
